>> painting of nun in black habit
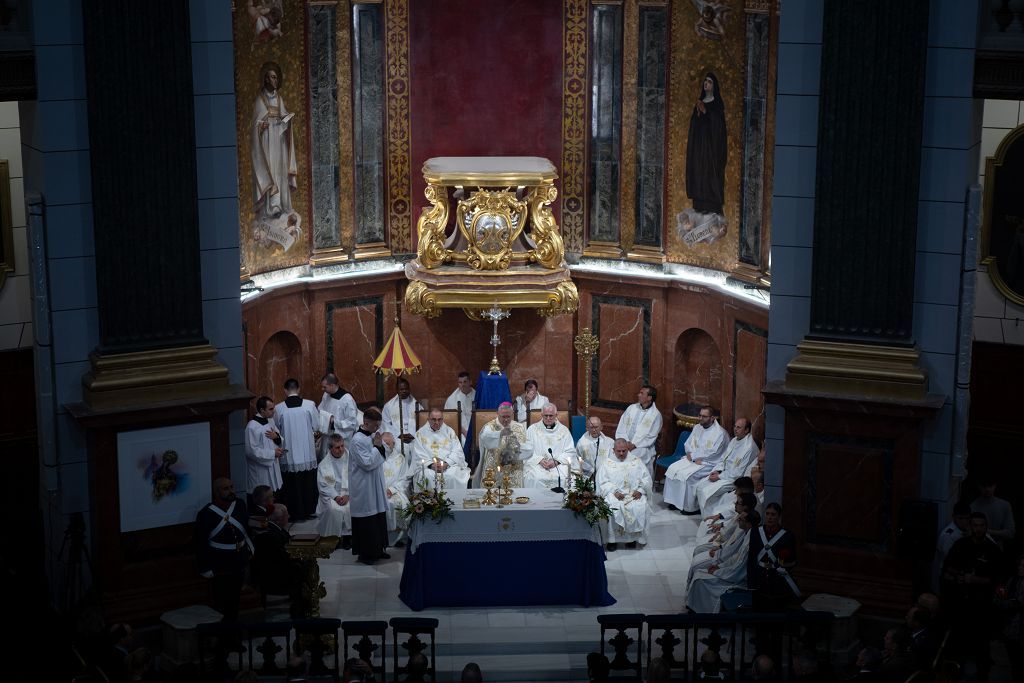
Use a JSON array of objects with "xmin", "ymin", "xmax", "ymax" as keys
[{"xmin": 685, "ymin": 72, "xmax": 727, "ymax": 215}]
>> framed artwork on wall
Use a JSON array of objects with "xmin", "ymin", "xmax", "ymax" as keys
[{"xmin": 117, "ymin": 422, "xmax": 212, "ymax": 533}]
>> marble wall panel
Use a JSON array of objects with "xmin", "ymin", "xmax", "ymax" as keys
[
  {"xmin": 809, "ymin": 439, "xmax": 891, "ymax": 549},
  {"xmin": 326, "ymin": 297, "xmax": 384, "ymax": 405},
  {"xmin": 255, "ymin": 330, "xmax": 302, "ymax": 401},
  {"xmin": 674, "ymin": 327, "xmax": 724, "ymax": 413},
  {"xmin": 734, "ymin": 323, "xmax": 768, "ymax": 440},
  {"xmin": 593, "ymin": 297, "xmax": 650, "ymax": 408}
]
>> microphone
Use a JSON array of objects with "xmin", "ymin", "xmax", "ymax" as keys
[{"xmin": 549, "ymin": 448, "xmax": 565, "ymax": 493}]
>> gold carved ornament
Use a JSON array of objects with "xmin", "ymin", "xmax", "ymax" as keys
[
  {"xmin": 456, "ymin": 189, "xmax": 528, "ymax": 271},
  {"xmin": 526, "ymin": 182, "xmax": 565, "ymax": 269},
  {"xmin": 416, "ymin": 183, "xmax": 450, "ymax": 269}
]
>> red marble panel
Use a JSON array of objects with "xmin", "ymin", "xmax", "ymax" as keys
[
  {"xmin": 596, "ymin": 302, "xmax": 646, "ymax": 405},
  {"xmin": 735, "ymin": 327, "xmax": 767, "ymax": 441},
  {"xmin": 813, "ymin": 443, "xmax": 887, "ymax": 543},
  {"xmin": 327, "ymin": 300, "xmax": 384, "ymax": 405},
  {"xmin": 256, "ymin": 331, "xmax": 302, "ymax": 403},
  {"xmin": 673, "ymin": 328, "xmax": 723, "ymax": 413}
]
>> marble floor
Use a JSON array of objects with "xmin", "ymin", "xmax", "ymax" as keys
[{"xmin": 293, "ymin": 492, "xmax": 701, "ymax": 681}]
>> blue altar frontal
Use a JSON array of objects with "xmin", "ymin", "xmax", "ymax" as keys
[{"xmin": 398, "ymin": 488, "xmax": 615, "ymax": 611}]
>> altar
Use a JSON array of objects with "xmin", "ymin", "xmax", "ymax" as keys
[{"xmin": 398, "ymin": 488, "xmax": 615, "ymax": 611}]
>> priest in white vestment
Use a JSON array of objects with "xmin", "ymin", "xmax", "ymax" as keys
[
  {"xmin": 318, "ymin": 372, "xmax": 359, "ymax": 449},
  {"xmin": 443, "ymin": 371, "xmax": 476, "ymax": 444},
  {"xmin": 316, "ymin": 434, "xmax": 351, "ymax": 544},
  {"xmin": 476, "ymin": 402, "xmax": 532, "ymax": 487},
  {"xmin": 598, "ymin": 439, "xmax": 653, "ymax": 548},
  {"xmin": 274, "ymin": 378, "xmax": 321, "ymax": 520},
  {"xmin": 614, "ymin": 385, "xmax": 663, "ymax": 476},
  {"xmin": 576, "ymin": 416, "xmax": 615, "ymax": 478},
  {"xmin": 514, "ymin": 378, "xmax": 548, "ymax": 425},
  {"xmin": 695, "ymin": 418, "xmax": 759, "ymax": 513},
  {"xmin": 381, "ymin": 377, "xmax": 422, "ymax": 448},
  {"xmin": 687, "ymin": 511, "xmax": 758, "ymax": 613},
  {"xmin": 663, "ymin": 406, "xmax": 729, "ymax": 512},
  {"xmin": 380, "ymin": 433, "xmax": 410, "ymax": 545},
  {"xmin": 245, "ymin": 396, "xmax": 284, "ymax": 493},
  {"xmin": 524, "ymin": 404, "xmax": 578, "ymax": 489},
  {"xmin": 411, "ymin": 408, "xmax": 471, "ymax": 489}
]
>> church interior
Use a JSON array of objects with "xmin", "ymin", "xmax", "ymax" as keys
[{"xmin": 2, "ymin": 0, "xmax": 1024, "ymax": 680}]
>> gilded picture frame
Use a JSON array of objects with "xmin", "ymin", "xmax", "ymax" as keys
[
  {"xmin": 0, "ymin": 160, "xmax": 14, "ymax": 292},
  {"xmin": 981, "ymin": 124, "xmax": 1024, "ymax": 306}
]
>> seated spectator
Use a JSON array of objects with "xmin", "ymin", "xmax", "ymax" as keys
[
  {"xmin": 342, "ymin": 657, "xmax": 374, "ymax": 682},
  {"xmin": 250, "ymin": 504, "xmax": 302, "ymax": 600},
  {"xmin": 286, "ymin": 655, "xmax": 307, "ymax": 682},
  {"xmin": 460, "ymin": 662, "xmax": 483, "ymax": 683},
  {"xmin": 406, "ymin": 653, "xmax": 429, "ymax": 683},
  {"xmin": 647, "ymin": 656, "xmax": 670, "ymax": 683},
  {"xmin": 851, "ymin": 647, "xmax": 884, "ymax": 681},
  {"xmin": 970, "ymin": 475, "xmax": 1015, "ymax": 550},
  {"xmin": 698, "ymin": 650, "xmax": 727, "ymax": 680},
  {"xmin": 904, "ymin": 606, "xmax": 938, "ymax": 671},
  {"xmin": 881, "ymin": 626, "xmax": 915, "ymax": 683},
  {"xmin": 743, "ymin": 654, "xmax": 776, "ymax": 681},
  {"xmin": 587, "ymin": 652, "xmax": 611, "ymax": 682},
  {"xmin": 791, "ymin": 650, "xmax": 823, "ymax": 682},
  {"xmin": 687, "ymin": 510, "xmax": 760, "ymax": 613}
]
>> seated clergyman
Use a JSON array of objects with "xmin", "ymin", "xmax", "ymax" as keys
[
  {"xmin": 524, "ymin": 403, "xmax": 578, "ymax": 489},
  {"xmin": 597, "ymin": 438, "xmax": 653, "ymax": 551},
  {"xmin": 411, "ymin": 408, "xmax": 471, "ymax": 489},
  {"xmin": 475, "ymin": 402, "xmax": 532, "ymax": 487}
]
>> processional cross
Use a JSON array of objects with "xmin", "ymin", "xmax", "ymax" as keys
[{"xmin": 481, "ymin": 304, "xmax": 511, "ymax": 375}]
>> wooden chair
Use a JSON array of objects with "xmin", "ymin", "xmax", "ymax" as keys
[
  {"xmin": 414, "ymin": 408, "xmax": 460, "ymax": 433},
  {"xmin": 472, "ymin": 409, "xmax": 500, "ymax": 453}
]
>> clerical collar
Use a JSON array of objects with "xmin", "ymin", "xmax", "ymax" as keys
[
  {"xmin": 330, "ymin": 388, "xmax": 348, "ymax": 400},
  {"xmin": 639, "ymin": 402, "xmax": 652, "ymax": 411},
  {"xmin": 254, "ymin": 415, "xmax": 269, "ymax": 425},
  {"xmin": 284, "ymin": 395, "xmax": 303, "ymax": 408},
  {"xmin": 358, "ymin": 427, "xmax": 373, "ymax": 436},
  {"xmin": 544, "ymin": 422, "xmax": 556, "ymax": 430}
]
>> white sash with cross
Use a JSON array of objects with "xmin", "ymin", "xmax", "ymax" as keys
[
  {"xmin": 757, "ymin": 526, "xmax": 799, "ymax": 596},
  {"xmin": 207, "ymin": 501, "xmax": 255, "ymax": 554}
]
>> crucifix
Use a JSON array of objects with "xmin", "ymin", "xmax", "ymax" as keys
[{"xmin": 481, "ymin": 304, "xmax": 511, "ymax": 375}]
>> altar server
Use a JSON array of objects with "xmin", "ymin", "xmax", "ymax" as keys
[
  {"xmin": 318, "ymin": 372, "xmax": 359, "ymax": 449},
  {"xmin": 598, "ymin": 439, "xmax": 653, "ymax": 549},
  {"xmin": 687, "ymin": 510, "xmax": 759, "ymax": 613},
  {"xmin": 663, "ymin": 405, "xmax": 728, "ymax": 513},
  {"xmin": 411, "ymin": 408, "xmax": 471, "ymax": 489},
  {"xmin": 444, "ymin": 371, "xmax": 476, "ymax": 444},
  {"xmin": 514, "ymin": 378, "xmax": 548, "ymax": 425},
  {"xmin": 695, "ymin": 418, "xmax": 758, "ymax": 514},
  {"xmin": 245, "ymin": 395, "xmax": 284, "ymax": 494},
  {"xmin": 476, "ymin": 402, "xmax": 532, "ymax": 487},
  {"xmin": 614, "ymin": 385, "xmax": 663, "ymax": 477},
  {"xmin": 316, "ymin": 434, "xmax": 351, "ymax": 546},
  {"xmin": 576, "ymin": 415, "xmax": 615, "ymax": 478},
  {"xmin": 274, "ymin": 378, "xmax": 320, "ymax": 520},
  {"xmin": 381, "ymin": 377, "xmax": 421, "ymax": 447},
  {"xmin": 524, "ymin": 403, "xmax": 578, "ymax": 489},
  {"xmin": 349, "ymin": 408, "xmax": 390, "ymax": 565}
]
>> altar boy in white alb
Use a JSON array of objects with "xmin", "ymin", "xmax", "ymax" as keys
[
  {"xmin": 663, "ymin": 405, "xmax": 728, "ymax": 513},
  {"xmin": 614, "ymin": 385, "xmax": 663, "ymax": 477},
  {"xmin": 318, "ymin": 372, "xmax": 359, "ymax": 449},
  {"xmin": 694, "ymin": 417, "xmax": 758, "ymax": 514},
  {"xmin": 245, "ymin": 396, "xmax": 284, "ymax": 494},
  {"xmin": 411, "ymin": 408, "xmax": 471, "ymax": 489},
  {"xmin": 274, "ymin": 378, "xmax": 321, "ymax": 521},
  {"xmin": 598, "ymin": 439, "xmax": 653, "ymax": 549},
  {"xmin": 524, "ymin": 403, "xmax": 578, "ymax": 489}
]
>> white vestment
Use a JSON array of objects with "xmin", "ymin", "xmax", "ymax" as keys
[
  {"xmin": 444, "ymin": 388, "xmax": 476, "ymax": 442},
  {"xmin": 695, "ymin": 434, "xmax": 759, "ymax": 512},
  {"xmin": 251, "ymin": 88, "xmax": 297, "ymax": 219},
  {"xmin": 686, "ymin": 530, "xmax": 751, "ymax": 613},
  {"xmin": 245, "ymin": 417, "xmax": 283, "ymax": 492},
  {"xmin": 663, "ymin": 420, "xmax": 729, "ymax": 510},
  {"xmin": 576, "ymin": 432, "xmax": 615, "ymax": 478},
  {"xmin": 614, "ymin": 402, "xmax": 663, "ymax": 473},
  {"xmin": 598, "ymin": 455, "xmax": 653, "ymax": 544},
  {"xmin": 382, "ymin": 442, "xmax": 410, "ymax": 541},
  {"xmin": 524, "ymin": 421, "xmax": 577, "ymax": 489},
  {"xmin": 690, "ymin": 519, "xmax": 746, "ymax": 582},
  {"xmin": 514, "ymin": 393, "xmax": 549, "ymax": 424},
  {"xmin": 316, "ymin": 453, "xmax": 351, "ymax": 536},
  {"xmin": 476, "ymin": 419, "xmax": 532, "ymax": 487},
  {"xmin": 274, "ymin": 397, "xmax": 320, "ymax": 472},
  {"xmin": 381, "ymin": 395, "xmax": 421, "ymax": 441},
  {"xmin": 318, "ymin": 390, "xmax": 359, "ymax": 448},
  {"xmin": 410, "ymin": 422, "xmax": 471, "ymax": 489}
]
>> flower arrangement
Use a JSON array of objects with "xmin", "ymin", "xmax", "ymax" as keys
[
  {"xmin": 563, "ymin": 472, "xmax": 612, "ymax": 526},
  {"xmin": 399, "ymin": 484, "xmax": 454, "ymax": 525}
]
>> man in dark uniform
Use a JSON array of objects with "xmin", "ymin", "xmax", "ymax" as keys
[
  {"xmin": 942, "ymin": 511, "xmax": 1003, "ymax": 681},
  {"xmin": 194, "ymin": 477, "xmax": 253, "ymax": 622},
  {"xmin": 747, "ymin": 502, "xmax": 798, "ymax": 659}
]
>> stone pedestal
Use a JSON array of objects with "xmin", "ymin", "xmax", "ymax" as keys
[{"xmin": 160, "ymin": 604, "xmax": 223, "ymax": 665}]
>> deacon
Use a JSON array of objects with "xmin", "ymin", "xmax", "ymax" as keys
[
  {"xmin": 245, "ymin": 396, "xmax": 284, "ymax": 495},
  {"xmin": 274, "ymin": 378, "xmax": 321, "ymax": 521},
  {"xmin": 411, "ymin": 408, "xmax": 471, "ymax": 489},
  {"xmin": 524, "ymin": 403, "xmax": 578, "ymax": 489},
  {"xmin": 349, "ymin": 408, "xmax": 391, "ymax": 565},
  {"xmin": 318, "ymin": 372, "xmax": 359, "ymax": 448},
  {"xmin": 514, "ymin": 379, "xmax": 548, "ymax": 424},
  {"xmin": 476, "ymin": 402, "xmax": 532, "ymax": 487},
  {"xmin": 381, "ymin": 377, "xmax": 421, "ymax": 446},
  {"xmin": 614, "ymin": 385, "xmax": 663, "ymax": 476},
  {"xmin": 598, "ymin": 439, "xmax": 653, "ymax": 550},
  {"xmin": 576, "ymin": 416, "xmax": 615, "ymax": 478},
  {"xmin": 444, "ymin": 371, "xmax": 476, "ymax": 444},
  {"xmin": 316, "ymin": 434, "xmax": 352, "ymax": 549},
  {"xmin": 380, "ymin": 432, "xmax": 411, "ymax": 545},
  {"xmin": 194, "ymin": 478, "xmax": 253, "ymax": 622},
  {"xmin": 695, "ymin": 417, "xmax": 758, "ymax": 514},
  {"xmin": 663, "ymin": 405, "xmax": 728, "ymax": 513}
]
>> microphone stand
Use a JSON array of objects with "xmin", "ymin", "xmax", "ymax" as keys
[{"xmin": 548, "ymin": 447, "xmax": 565, "ymax": 493}]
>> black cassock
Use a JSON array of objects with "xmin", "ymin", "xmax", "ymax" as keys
[{"xmin": 685, "ymin": 72, "xmax": 727, "ymax": 215}]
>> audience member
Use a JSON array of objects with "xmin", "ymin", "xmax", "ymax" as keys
[
  {"xmin": 698, "ymin": 649, "xmax": 727, "ymax": 680},
  {"xmin": 342, "ymin": 657, "xmax": 374, "ymax": 682},
  {"xmin": 744, "ymin": 654, "xmax": 776, "ymax": 681},
  {"xmin": 586, "ymin": 652, "xmax": 611, "ymax": 682},
  {"xmin": 881, "ymin": 626, "xmax": 915, "ymax": 683},
  {"xmin": 934, "ymin": 501, "xmax": 970, "ymax": 592},
  {"xmin": 286, "ymin": 655, "xmax": 308, "ymax": 682},
  {"xmin": 460, "ymin": 661, "xmax": 483, "ymax": 683},
  {"xmin": 405, "ymin": 652, "xmax": 429, "ymax": 683},
  {"xmin": 647, "ymin": 656, "xmax": 670, "ymax": 683},
  {"xmin": 970, "ymin": 475, "xmax": 1015, "ymax": 551},
  {"xmin": 850, "ymin": 647, "xmax": 884, "ymax": 681},
  {"xmin": 905, "ymin": 606, "xmax": 938, "ymax": 672}
]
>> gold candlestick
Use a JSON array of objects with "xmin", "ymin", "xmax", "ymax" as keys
[
  {"xmin": 498, "ymin": 471, "xmax": 514, "ymax": 506},
  {"xmin": 481, "ymin": 467, "xmax": 497, "ymax": 506},
  {"xmin": 574, "ymin": 327, "xmax": 600, "ymax": 418}
]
